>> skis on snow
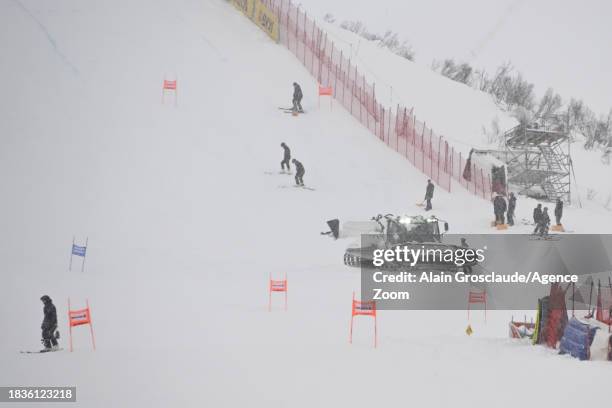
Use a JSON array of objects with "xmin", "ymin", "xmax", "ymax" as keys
[
  {"xmin": 529, "ymin": 234, "xmax": 560, "ymax": 241},
  {"xmin": 20, "ymin": 348, "xmax": 64, "ymax": 354},
  {"xmin": 264, "ymin": 170, "xmax": 293, "ymax": 175},
  {"xmin": 277, "ymin": 185, "xmax": 315, "ymax": 191},
  {"xmin": 278, "ymin": 107, "xmax": 305, "ymax": 114}
]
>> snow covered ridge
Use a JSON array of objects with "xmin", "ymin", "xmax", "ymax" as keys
[{"xmin": 234, "ymin": 0, "xmax": 495, "ymax": 199}]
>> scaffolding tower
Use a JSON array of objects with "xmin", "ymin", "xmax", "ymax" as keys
[{"xmin": 502, "ymin": 119, "xmax": 571, "ymax": 202}]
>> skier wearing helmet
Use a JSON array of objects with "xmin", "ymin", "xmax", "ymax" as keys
[{"xmin": 40, "ymin": 295, "xmax": 59, "ymax": 351}]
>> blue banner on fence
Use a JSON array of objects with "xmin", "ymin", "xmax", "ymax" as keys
[{"xmin": 72, "ymin": 244, "xmax": 87, "ymax": 257}]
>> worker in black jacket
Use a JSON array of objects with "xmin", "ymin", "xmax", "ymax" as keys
[
  {"xmin": 554, "ymin": 198, "xmax": 563, "ymax": 225},
  {"xmin": 424, "ymin": 180, "xmax": 435, "ymax": 211},
  {"xmin": 507, "ymin": 192, "xmax": 516, "ymax": 226},
  {"xmin": 493, "ymin": 194, "xmax": 507, "ymax": 225},
  {"xmin": 280, "ymin": 143, "xmax": 291, "ymax": 172},
  {"xmin": 40, "ymin": 295, "xmax": 59, "ymax": 351},
  {"xmin": 292, "ymin": 158, "xmax": 305, "ymax": 186},
  {"xmin": 292, "ymin": 82, "xmax": 303, "ymax": 113}
]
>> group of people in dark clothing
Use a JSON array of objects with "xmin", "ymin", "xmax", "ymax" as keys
[
  {"xmin": 492, "ymin": 191, "xmax": 564, "ymax": 236},
  {"xmin": 532, "ymin": 198, "xmax": 564, "ymax": 236},
  {"xmin": 278, "ymin": 83, "xmax": 305, "ymax": 186},
  {"xmin": 280, "ymin": 142, "xmax": 305, "ymax": 186}
]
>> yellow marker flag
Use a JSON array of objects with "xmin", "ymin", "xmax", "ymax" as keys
[{"xmin": 465, "ymin": 324, "xmax": 473, "ymax": 336}]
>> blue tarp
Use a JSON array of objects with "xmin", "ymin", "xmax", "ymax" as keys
[{"xmin": 559, "ymin": 318, "xmax": 598, "ymax": 360}]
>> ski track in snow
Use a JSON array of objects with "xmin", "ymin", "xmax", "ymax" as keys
[{"xmin": 10, "ymin": 0, "xmax": 79, "ymax": 75}]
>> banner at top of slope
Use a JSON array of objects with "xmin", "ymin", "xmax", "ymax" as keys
[
  {"xmin": 232, "ymin": 0, "xmax": 255, "ymax": 17},
  {"xmin": 232, "ymin": 0, "xmax": 279, "ymax": 43}
]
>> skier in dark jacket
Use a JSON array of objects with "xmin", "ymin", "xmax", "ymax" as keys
[
  {"xmin": 493, "ymin": 194, "xmax": 507, "ymax": 225},
  {"xmin": 292, "ymin": 82, "xmax": 303, "ymax": 113},
  {"xmin": 507, "ymin": 192, "xmax": 516, "ymax": 226},
  {"xmin": 424, "ymin": 180, "xmax": 434, "ymax": 211},
  {"xmin": 554, "ymin": 198, "xmax": 563, "ymax": 225},
  {"xmin": 535, "ymin": 207, "xmax": 550, "ymax": 236},
  {"xmin": 280, "ymin": 143, "xmax": 291, "ymax": 172},
  {"xmin": 292, "ymin": 158, "xmax": 305, "ymax": 186},
  {"xmin": 40, "ymin": 295, "xmax": 59, "ymax": 351}
]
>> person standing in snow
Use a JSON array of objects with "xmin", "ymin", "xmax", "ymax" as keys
[
  {"xmin": 424, "ymin": 180, "xmax": 435, "ymax": 211},
  {"xmin": 280, "ymin": 142, "xmax": 291, "ymax": 172},
  {"xmin": 292, "ymin": 158, "xmax": 305, "ymax": 186},
  {"xmin": 554, "ymin": 198, "xmax": 563, "ymax": 226},
  {"xmin": 507, "ymin": 192, "xmax": 516, "ymax": 226},
  {"xmin": 292, "ymin": 82, "xmax": 303, "ymax": 113},
  {"xmin": 40, "ymin": 295, "xmax": 59, "ymax": 351},
  {"xmin": 493, "ymin": 194, "xmax": 507, "ymax": 225},
  {"xmin": 535, "ymin": 207, "xmax": 550, "ymax": 236},
  {"xmin": 533, "ymin": 203, "xmax": 542, "ymax": 231}
]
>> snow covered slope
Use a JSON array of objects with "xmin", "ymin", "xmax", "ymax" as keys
[
  {"xmin": 318, "ymin": 20, "xmax": 517, "ymax": 153},
  {"xmin": 318, "ymin": 19, "xmax": 612, "ymax": 221},
  {"xmin": 0, "ymin": 1, "xmax": 610, "ymax": 407}
]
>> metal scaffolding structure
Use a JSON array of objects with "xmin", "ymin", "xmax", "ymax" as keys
[{"xmin": 501, "ymin": 119, "xmax": 571, "ymax": 202}]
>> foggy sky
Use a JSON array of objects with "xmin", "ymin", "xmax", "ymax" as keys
[{"xmin": 299, "ymin": 0, "xmax": 611, "ymax": 115}]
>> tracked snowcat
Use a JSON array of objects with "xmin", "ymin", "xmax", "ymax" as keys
[{"xmin": 323, "ymin": 214, "xmax": 474, "ymax": 270}]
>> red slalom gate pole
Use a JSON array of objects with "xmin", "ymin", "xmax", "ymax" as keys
[
  {"xmin": 467, "ymin": 290, "xmax": 487, "ymax": 322},
  {"xmin": 68, "ymin": 298, "xmax": 96, "ymax": 351},
  {"xmin": 349, "ymin": 292, "xmax": 377, "ymax": 347},
  {"xmin": 68, "ymin": 298, "xmax": 73, "ymax": 352},
  {"xmin": 87, "ymin": 299, "xmax": 96, "ymax": 351},
  {"xmin": 269, "ymin": 274, "xmax": 288, "ymax": 311}
]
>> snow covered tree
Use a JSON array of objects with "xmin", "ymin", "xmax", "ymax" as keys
[
  {"xmin": 535, "ymin": 88, "xmax": 563, "ymax": 119},
  {"xmin": 323, "ymin": 13, "xmax": 336, "ymax": 24},
  {"xmin": 337, "ymin": 21, "xmax": 415, "ymax": 61},
  {"xmin": 433, "ymin": 59, "xmax": 474, "ymax": 85}
]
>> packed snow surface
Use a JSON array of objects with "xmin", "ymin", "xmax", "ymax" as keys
[{"xmin": 0, "ymin": 1, "xmax": 610, "ymax": 407}]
